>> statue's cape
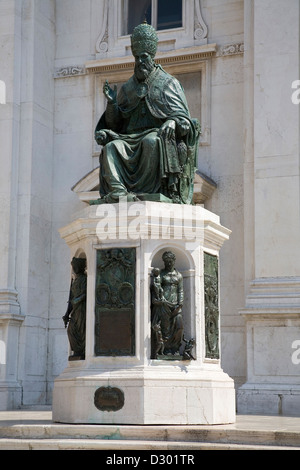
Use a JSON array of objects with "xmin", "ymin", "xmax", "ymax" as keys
[
  {"xmin": 95, "ymin": 65, "xmax": 200, "ymax": 146},
  {"xmin": 116, "ymin": 65, "xmax": 200, "ymax": 165},
  {"xmin": 118, "ymin": 65, "xmax": 190, "ymax": 121}
]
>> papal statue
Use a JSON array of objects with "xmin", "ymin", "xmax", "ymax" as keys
[{"xmin": 94, "ymin": 21, "xmax": 201, "ymax": 204}]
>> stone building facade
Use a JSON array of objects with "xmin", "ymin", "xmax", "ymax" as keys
[{"xmin": 0, "ymin": 0, "xmax": 300, "ymax": 415}]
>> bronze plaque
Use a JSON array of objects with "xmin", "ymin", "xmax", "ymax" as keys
[
  {"xmin": 95, "ymin": 248, "xmax": 135, "ymax": 356},
  {"xmin": 95, "ymin": 308, "xmax": 134, "ymax": 355},
  {"xmin": 94, "ymin": 386, "xmax": 124, "ymax": 412}
]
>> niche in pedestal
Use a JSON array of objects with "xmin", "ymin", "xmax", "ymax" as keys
[
  {"xmin": 94, "ymin": 247, "xmax": 136, "ymax": 356},
  {"xmin": 150, "ymin": 246, "xmax": 196, "ymax": 361}
]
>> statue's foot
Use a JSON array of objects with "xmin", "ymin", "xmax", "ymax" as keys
[
  {"xmin": 89, "ymin": 198, "xmax": 103, "ymax": 205},
  {"xmin": 89, "ymin": 191, "xmax": 140, "ymax": 204},
  {"xmin": 126, "ymin": 193, "xmax": 140, "ymax": 202},
  {"xmin": 68, "ymin": 353, "xmax": 85, "ymax": 361}
]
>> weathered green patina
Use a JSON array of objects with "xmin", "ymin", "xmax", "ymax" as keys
[
  {"xmin": 62, "ymin": 257, "xmax": 87, "ymax": 360},
  {"xmin": 150, "ymin": 251, "xmax": 184, "ymax": 359},
  {"xmin": 204, "ymin": 252, "xmax": 219, "ymax": 359},
  {"xmin": 94, "ymin": 22, "xmax": 200, "ymax": 204}
]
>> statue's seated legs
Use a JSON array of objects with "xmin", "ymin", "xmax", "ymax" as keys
[
  {"xmin": 100, "ymin": 131, "xmax": 161, "ymax": 202},
  {"xmin": 141, "ymin": 131, "xmax": 160, "ymax": 153}
]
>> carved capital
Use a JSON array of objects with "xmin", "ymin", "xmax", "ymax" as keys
[{"xmin": 0, "ymin": 289, "xmax": 21, "ymax": 316}]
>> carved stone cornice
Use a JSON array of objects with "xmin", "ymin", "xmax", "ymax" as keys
[
  {"xmin": 86, "ymin": 44, "xmax": 217, "ymax": 75},
  {"xmin": 240, "ymin": 277, "xmax": 300, "ymax": 318},
  {"xmin": 54, "ymin": 41, "xmax": 242, "ymax": 79}
]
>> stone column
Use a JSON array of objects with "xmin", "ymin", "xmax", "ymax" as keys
[
  {"xmin": 15, "ymin": 0, "xmax": 55, "ymax": 406},
  {"xmin": 238, "ymin": 0, "xmax": 300, "ymax": 415},
  {"xmin": 0, "ymin": 0, "xmax": 55, "ymax": 409},
  {"xmin": 0, "ymin": 0, "xmax": 23, "ymax": 409}
]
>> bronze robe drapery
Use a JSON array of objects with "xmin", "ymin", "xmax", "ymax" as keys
[
  {"xmin": 95, "ymin": 65, "xmax": 200, "ymax": 204},
  {"xmin": 67, "ymin": 273, "xmax": 87, "ymax": 357},
  {"xmin": 151, "ymin": 267, "xmax": 184, "ymax": 355}
]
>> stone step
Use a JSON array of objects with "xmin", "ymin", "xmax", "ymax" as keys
[
  {"xmin": 0, "ymin": 438, "xmax": 299, "ymax": 451},
  {"xmin": 0, "ymin": 422, "xmax": 300, "ymax": 450}
]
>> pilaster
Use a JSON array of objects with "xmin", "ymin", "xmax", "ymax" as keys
[
  {"xmin": 0, "ymin": 0, "xmax": 23, "ymax": 409},
  {"xmin": 0, "ymin": 0, "xmax": 56, "ymax": 409}
]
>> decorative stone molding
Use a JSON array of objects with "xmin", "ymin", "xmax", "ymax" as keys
[
  {"xmin": 54, "ymin": 65, "xmax": 86, "ymax": 79},
  {"xmin": 218, "ymin": 43, "xmax": 244, "ymax": 57},
  {"xmin": 0, "ymin": 289, "xmax": 21, "ymax": 316},
  {"xmin": 240, "ymin": 277, "xmax": 300, "ymax": 317},
  {"xmin": 93, "ymin": 0, "xmax": 209, "ymax": 58},
  {"xmin": 193, "ymin": 171, "xmax": 217, "ymax": 204},
  {"xmin": 86, "ymin": 44, "xmax": 216, "ymax": 76},
  {"xmin": 95, "ymin": 0, "xmax": 109, "ymax": 55},
  {"xmin": 194, "ymin": 0, "xmax": 208, "ymax": 41}
]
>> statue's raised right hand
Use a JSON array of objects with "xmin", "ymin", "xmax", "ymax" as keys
[
  {"xmin": 62, "ymin": 313, "xmax": 69, "ymax": 328},
  {"xmin": 103, "ymin": 80, "xmax": 117, "ymax": 103},
  {"xmin": 95, "ymin": 130, "xmax": 108, "ymax": 146}
]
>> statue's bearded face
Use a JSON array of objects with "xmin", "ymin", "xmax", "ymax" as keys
[{"xmin": 134, "ymin": 52, "xmax": 155, "ymax": 81}]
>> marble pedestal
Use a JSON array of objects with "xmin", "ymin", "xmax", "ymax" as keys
[{"xmin": 52, "ymin": 201, "xmax": 235, "ymax": 424}]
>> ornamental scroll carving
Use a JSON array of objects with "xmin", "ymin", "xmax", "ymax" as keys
[
  {"xmin": 54, "ymin": 66, "xmax": 85, "ymax": 78},
  {"xmin": 95, "ymin": 0, "xmax": 109, "ymax": 55},
  {"xmin": 219, "ymin": 43, "xmax": 244, "ymax": 56},
  {"xmin": 95, "ymin": 1, "xmax": 208, "ymax": 53},
  {"xmin": 194, "ymin": 0, "xmax": 208, "ymax": 41}
]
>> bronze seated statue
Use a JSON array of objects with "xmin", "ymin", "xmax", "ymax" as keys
[{"xmin": 94, "ymin": 22, "xmax": 201, "ymax": 205}]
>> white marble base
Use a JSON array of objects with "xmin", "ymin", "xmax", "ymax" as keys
[
  {"xmin": 53, "ymin": 202, "xmax": 235, "ymax": 424},
  {"xmin": 53, "ymin": 364, "xmax": 235, "ymax": 424}
]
